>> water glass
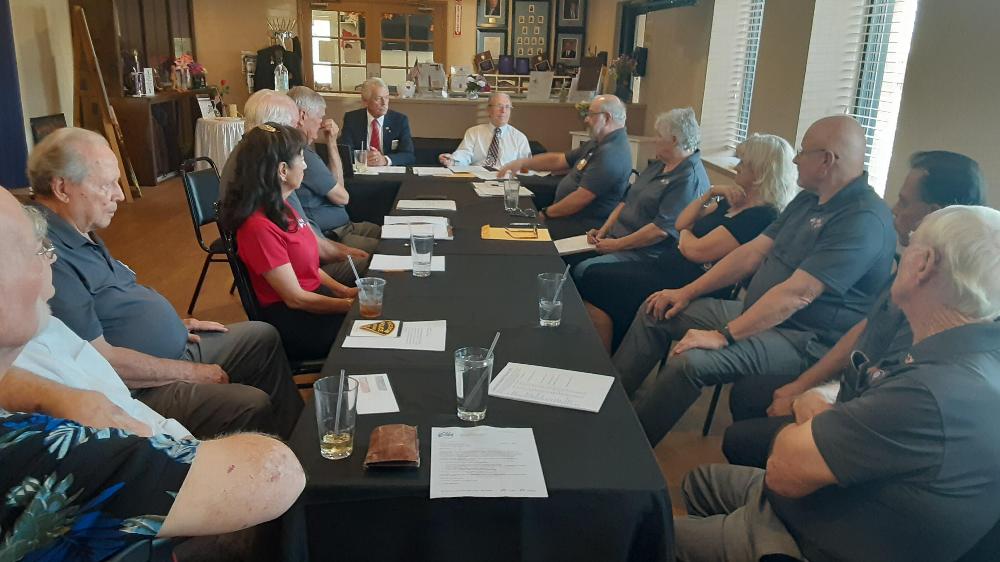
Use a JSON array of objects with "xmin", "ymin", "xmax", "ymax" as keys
[
  {"xmin": 314, "ymin": 376, "xmax": 359, "ymax": 460},
  {"xmin": 354, "ymin": 141, "xmax": 369, "ymax": 173},
  {"xmin": 454, "ymin": 347, "xmax": 493, "ymax": 422},
  {"xmin": 410, "ymin": 224, "xmax": 435, "ymax": 278},
  {"xmin": 357, "ymin": 277, "xmax": 386, "ymax": 318},
  {"xmin": 537, "ymin": 272, "xmax": 565, "ymax": 327},
  {"xmin": 503, "ymin": 178, "xmax": 520, "ymax": 212}
]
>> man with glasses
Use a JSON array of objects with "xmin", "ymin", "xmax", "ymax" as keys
[
  {"xmin": 612, "ymin": 115, "xmax": 897, "ymax": 446},
  {"xmin": 497, "ymin": 94, "xmax": 633, "ymax": 239},
  {"xmin": 439, "ymin": 92, "xmax": 531, "ymax": 170}
]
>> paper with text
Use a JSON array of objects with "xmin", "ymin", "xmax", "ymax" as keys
[
  {"xmin": 412, "ymin": 167, "xmax": 455, "ymax": 176},
  {"xmin": 430, "ymin": 426, "xmax": 547, "ymax": 498},
  {"xmin": 353, "ymin": 374, "xmax": 400, "ymax": 414},
  {"xmin": 384, "ymin": 215, "xmax": 450, "ymax": 227},
  {"xmin": 381, "ymin": 224, "xmax": 453, "ymax": 240},
  {"xmin": 472, "ymin": 182, "xmax": 534, "ymax": 197},
  {"xmin": 369, "ymin": 254, "xmax": 446, "ymax": 271},
  {"xmin": 397, "ymin": 200, "xmax": 458, "ymax": 211},
  {"xmin": 342, "ymin": 320, "xmax": 447, "ymax": 351},
  {"xmin": 489, "ymin": 362, "xmax": 614, "ymax": 413}
]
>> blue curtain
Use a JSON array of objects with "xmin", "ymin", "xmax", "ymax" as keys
[{"xmin": 0, "ymin": 0, "xmax": 30, "ymax": 188}]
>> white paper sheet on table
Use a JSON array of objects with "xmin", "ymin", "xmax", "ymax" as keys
[
  {"xmin": 472, "ymin": 170, "xmax": 502, "ymax": 180},
  {"xmin": 342, "ymin": 320, "xmax": 447, "ymax": 351},
  {"xmin": 449, "ymin": 165, "xmax": 489, "ymax": 174},
  {"xmin": 384, "ymin": 215, "xmax": 450, "ymax": 227},
  {"xmin": 381, "ymin": 223, "xmax": 453, "ymax": 240},
  {"xmin": 352, "ymin": 374, "xmax": 400, "ymax": 414},
  {"xmin": 472, "ymin": 182, "xmax": 534, "ymax": 197},
  {"xmin": 489, "ymin": 362, "xmax": 614, "ymax": 413},
  {"xmin": 412, "ymin": 167, "xmax": 455, "ymax": 176},
  {"xmin": 554, "ymin": 234, "xmax": 595, "ymax": 256},
  {"xmin": 396, "ymin": 199, "xmax": 458, "ymax": 211},
  {"xmin": 369, "ymin": 254, "xmax": 446, "ymax": 271},
  {"xmin": 430, "ymin": 426, "xmax": 547, "ymax": 498},
  {"xmin": 368, "ymin": 166, "xmax": 407, "ymax": 174}
]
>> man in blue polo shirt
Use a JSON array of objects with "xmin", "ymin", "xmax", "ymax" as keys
[
  {"xmin": 497, "ymin": 94, "xmax": 633, "ymax": 239},
  {"xmin": 613, "ymin": 116, "xmax": 897, "ymax": 445},
  {"xmin": 27, "ymin": 127, "xmax": 303, "ymax": 439},
  {"xmin": 674, "ymin": 205, "xmax": 1000, "ymax": 562}
]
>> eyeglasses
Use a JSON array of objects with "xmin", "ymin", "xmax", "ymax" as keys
[
  {"xmin": 489, "ymin": 104, "xmax": 513, "ymax": 110},
  {"xmin": 36, "ymin": 238, "xmax": 56, "ymax": 262}
]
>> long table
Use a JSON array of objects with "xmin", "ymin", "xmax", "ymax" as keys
[{"xmin": 282, "ymin": 177, "xmax": 673, "ymax": 561}]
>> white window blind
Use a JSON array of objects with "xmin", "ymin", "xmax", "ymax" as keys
[
  {"xmin": 700, "ymin": 0, "xmax": 766, "ymax": 154},
  {"xmin": 796, "ymin": 0, "xmax": 917, "ymax": 195}
]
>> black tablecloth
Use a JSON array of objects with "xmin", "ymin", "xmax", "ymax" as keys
[{"xmin": 283, "ymin": 178, "xmax": 673, "ymax": 561}]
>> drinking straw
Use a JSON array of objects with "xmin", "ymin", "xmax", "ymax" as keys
[
  {"xmin": 347, "ymin": 255, "xmax": 367, "ymax": 300},
  {"xmin": 486, "ymin": 330, "xmax": 501, "ymax": 359},
  {"xmin": 333, "ymin": 369, "xmax": 345, "ymax": 435},
  {"xmin": 553, "ymin": 263, "xmax": 571, "ymax": 302}
]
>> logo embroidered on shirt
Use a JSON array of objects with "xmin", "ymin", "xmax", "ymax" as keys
[
  {"xmin": 576, "ymin": 158, "xmax": 588, "ymax": 171},
  {"xmin": 904, "ymin": 353, "xmax": 914, "ymax": 364},
  {"xmin": 809, "ymin": 217, "xmax": 824, "ymax": 229}
]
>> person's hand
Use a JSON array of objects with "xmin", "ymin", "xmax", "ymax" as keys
[
  {"xmin": 318, "ymin": 118, "xmax": 340, "ymax": 143},
  {"xmin": 536, "ymin": 210, "xmax": 547, "ymax": 223},
  {"xmin": 496, "ymin": 160, "xmax": 522, "ymax": 179},
  {"xmin": 183, "ymin": 318, "xmax": 228, "ymax": 343},
  {"xmin": 593, "ymin": 237, "xmax": 622, "ymax": 254},
  {"xmin": 644, "ymin": 288, "xmax": 692, "ymax": 320},
  {"xmin": 672, "ymin": 328, "xmax": 728, "ymax": 355},
  {"xmin": 710, "ymin": 184, "xmax": 748, "ymax": 207},
  {"xmin": 49, "ymin": 388, "xmax": 152, "ymax": 437},
  {"xmin": 367, "ymin": 148, "xmax": 389, "ymax": 167},
  {"xmin": 767, "ymin": 382, "xmax": 805, "ymax": 417},
  {"xmin": 339, "ymin": 286, "xmax": 360, "ymax": 299},
  {"xmin": 585, "ymin": 228, "xmax": 607, "ymax": 245},
  {"xmin": 188, "ymin": 363, "xmax": 229, "ymax": 385},
  {"xmin": 345, "ymin": 247, "xmax": 369, "ymax": 261},
  {"xmin": 792, "ymin": 392, "xmax": 834, "ymax": 424},
  {"xmin": 439, "ymin": 153, "xmax": 455, "ymax": 166}
]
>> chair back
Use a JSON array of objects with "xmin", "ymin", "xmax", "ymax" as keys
[
  {"xmin": 181, "ymin": 157, "xmax": 222, "ymax": 253},
  {"xmin": 217, "ymin": 224, "xmax": 263, "ymax": 322}
]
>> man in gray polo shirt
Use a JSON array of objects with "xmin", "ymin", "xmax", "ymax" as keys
[
  {"xmin": 28, "ymin": 127, "xmax": 303, "ymax": 439},
  {"xmin": 497, "ymin": 95, "xmax": 633, "ymax": 240},
  {"xmin": 613, "ymin": 116, "xmax": 896, "ymax": 445}
]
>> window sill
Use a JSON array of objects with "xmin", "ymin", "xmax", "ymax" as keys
[{"xmin": 702, "ymin": 152, "xmax": 738, "ymax": 179}]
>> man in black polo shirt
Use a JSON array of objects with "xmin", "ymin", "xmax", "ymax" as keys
[
  {"xmin": 613, "ymin": 116, "xmax": 897, "ymax": 445},
  {"xmin": 675, "ymin": 205, "xmax": 1000, "ymax": 562},
  {"xmin": 497, "ymin": 94, "xmax": 633, "ymax": 240},
  {"xmin": 722, "ymin": 150, "xmax": 988, "ymax": 468},
  {"xmin": 27, "ymin": 127, "xmax": 303, "ymax": 439}
]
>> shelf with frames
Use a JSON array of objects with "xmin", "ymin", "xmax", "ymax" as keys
[{"xmin": 481, "ymin": 73, "xmax": 574, "ymax": 96}]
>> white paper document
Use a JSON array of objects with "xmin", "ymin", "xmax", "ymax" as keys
[
  {"xmin": 472, "ymin": 170, "xmax": 502, "ymax": 180},
  {"xmin": 369, "ymin": 166, "xmax": 407, "ymax": 174},
  {"xmin": 353, "ymin": 374, "xmax": 400, "ymax": 414},
  {"xmin": 412, "ymin": 167, "xmax": 455, "ymax": 176},
  {"xmin": 472, "ymin": 182, "xmax": 534, "ymax": 198},
  {"xmin": 449, "ymin": 165, "xmax": 489, "ymax": 174},
  {"xmin": 554, "ymin": 234, "xmax": 596, "ymax": 256},
  {"xmin": 396, "ymin": 199, "xmax": 458, "ymax": 211},
  {"xmin": 489, "ymin": 362, "xmax": 614, "ymax": 413},
  {"xmin": 384, "ymin": 215, "xmax": 450, "ymax": 227},
  {"xmin": 348, "ymin": 319, "xmax": 401, "ymax": 338},
  {"xmin": 342, "ymin": 320, "xmax": 447, "ymax": 351},
  {"xmin": 369, "ymin": 254, "xmax": 446, "ymax": 271},
  {"xmin": 430, "ymin": 426, "xmax": 547, "ymax": 498},
  {"xmin": 381, "ymin": 223, "xmax": 453, "ymax": 240}
]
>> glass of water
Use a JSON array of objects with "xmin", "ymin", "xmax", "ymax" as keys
[
  {"xmin": 314, "ymin": 376, "xmax": 359, "ymax": 460},
  {"xmin": 503, "ymin": 178, "xmax": 520, "ymax": 212},
  {"xmin": 410, "ymin": 223, "xmax": 435, "ymax": 277},
  {"xmin": 354, "ymin": 141, "xmax": 368, "ymax": 173},
  {"xmin": 455, "ymin": 346, "xmax": 493, "ymax": 422},
  {"xmin": 537, "ymin": 272, "xmax": 565, "ymax": 327}
]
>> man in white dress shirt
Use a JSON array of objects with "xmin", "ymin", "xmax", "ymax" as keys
[{"xmin": 439, "ymin": 92, "xmax": 532, "ymax": 169}]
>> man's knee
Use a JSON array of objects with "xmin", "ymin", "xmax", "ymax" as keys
[
  {"xmin": 664, "ymin": 351, "xmax": 718, "ymax": 390},
  {"xmin": 222, "ymin": 385, "xmax": 275, "ymax": 430}
]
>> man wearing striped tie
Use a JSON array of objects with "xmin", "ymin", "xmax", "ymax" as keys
[{"xmin": 439, "ymin": 92, "xmax": 532, "ymax": 170}]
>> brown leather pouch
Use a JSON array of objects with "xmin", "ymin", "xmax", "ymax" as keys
[{"xmin": 364, "ymin": 424, "xmax": 420, "ymax": 469}]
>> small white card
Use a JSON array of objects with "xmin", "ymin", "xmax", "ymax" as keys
[
  {"xmin": 489, "ymin": 362, "xmax": 614, "ymax": 413},
  {"xmin": 397, "ymin": 199, "xmax": 458, "ymax": 211},
  {"xmin": 369, "ymin": 254, "xmax": 446, "ymax": 271},
  {"xmin": 472, "ymin": 182, "xmax": 534, "ymax": 197},
  {"xmin": 353, "ymin": 374, "xmax": 400, "ymax": 415},
  {"xmin": 369, "ymin": 166, "xmax": 407, "ymax": 174},
  {"xmin": 381, "ymin": 223, "xmax": 453, "ymax": 240},
  {"xmin": 348, "ymin": 319, "xmax": 402, "ymax": 338},
  {"xmin": 384, "ymin": 215, "xmax": 450, "ymax": 227}
]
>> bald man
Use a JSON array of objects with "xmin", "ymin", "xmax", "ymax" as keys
[{"xmin": 613, "ymin": 116, "xmax": 897, "ymax": 445}]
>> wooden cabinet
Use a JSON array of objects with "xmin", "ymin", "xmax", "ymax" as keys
[{"xmin": 111, "ymin": 91, "xmax": 203, "ymax": 186}]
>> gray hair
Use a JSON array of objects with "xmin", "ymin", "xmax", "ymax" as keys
[
  {"xmin": 21, "ymin": 205, "xmax": 47, "ymax": 242},
  {"xmin": 244, "ymin": 89, "xmax": 298, "ymax": 130},
  {"xmin": 734, "ymin": 133, "xmax": 800, "ymax": 211},
  {"xmin": 593, "ymin": 95, "xmax": 626, "ymax": 125},
  {"xmin": 488, "ymin": 91, "xmax": 512, "ymax": 107},
  {"xmin": 909, "ymin": 205, "xmax": 1000, "ymax": 321},
  {"xmin": 655, "ymin": 108, "xmax": 701, "ymax": 152},
  {"xmin": 287, "ymin": 85, "xmax": 327, "ymax": 117},
  {"xmin": 27, "ymin": 127, "xmax": 109, "ymax": 196},
  {"xmin": 361, "ymin": 77, "xmax": 388, "ymax": 100}
]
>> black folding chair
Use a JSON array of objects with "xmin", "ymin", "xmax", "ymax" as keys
[{"xmin": 180, "ymin": 157, "xmax": 234, "ymax": 315}]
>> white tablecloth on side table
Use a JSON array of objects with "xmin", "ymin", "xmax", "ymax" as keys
[{"xmin": 194, "ymin": 117, "xmax": 245, "ymax": 170}]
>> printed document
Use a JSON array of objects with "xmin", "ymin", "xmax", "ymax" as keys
[
  {"xmin": 342, "ymin": 320, "xmax": 447, "ymax": 351},
  {"xmin": 430, "ymin": 426, "xmax": 547, "ymax": 498},
  {"xmin": 489, "ymin": 362, "xmax": 613, "ymax": 413},
  {"xmin": 397, "ymin": 199, "xmax": 458, "ymax": 211},
  {"xmin": 369, "ymin": 254, "xmax": 446, "ymax": 271},
  {"xmin": 381, "ymin": 223, "xmax": 453, "ymax": 240}
]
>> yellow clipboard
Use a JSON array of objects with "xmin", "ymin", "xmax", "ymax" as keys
[{"xmin": 480, "ymin": 224, "xmax": 552, "ymax": 241}]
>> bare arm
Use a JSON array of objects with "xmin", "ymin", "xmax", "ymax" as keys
[
  {"xmin": 600, "ymin": 223, "xmax": 668, "ymax": 251},
  {"xmin": 544, "ymin": 187, "xmax": 596, "ymax": 219},
  {"xmin": 678, "ymin": 225, "xmax": 741, "ymax": 264},
  {"xmin": 322, "ymin": 142, "xmax": 350, "ymax": 206},
  {"xmin": 727, "ymin": 269, "xmax": 825, "ymax": 340},
  {"xmin": 590, "ymin": 202, "xmax": 625, "ymax": 240},
  {"xmin": 158, "ymin": 433, "xmax": 305, "ymax": 537},
  {"xmin": 497, "ymin": 152, "xmax": 570, "ymax": 177},
  {"xmin": 317, "ymin": 267, "xmax": 358, "ymax": 298},
  {"xmin": 675, "ymin": 190, "xmax": 718, "ymax": 231},
  {"xmin": 90, "ymin": 336, "xmax": 226, "ymax": 389},
  {"xmin": 686, "ymin": 234, "xmax": 773, "ymax": 298},
  {"xmin": 765, "ymin": 418, "xmax": 838, "ymax": 498},
  {"xmin": 262, "ymin": 263, "xmax": 353, "ymax": 315}
]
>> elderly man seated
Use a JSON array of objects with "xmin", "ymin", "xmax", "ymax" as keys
[
  {"xmin": 340, "ymin": 77, "xmax": 416, "ymax": 167},
  {"xmin": 0, "ymin": 187, "xmax": 304, "ymax": 560},
  {"xmin": 674, "ymin": 205, "xmax": 1000, "ymax": 562},
  {"xmin": 613, "ymin": 116, "xmax": 897, "ymax": 445},
  {"xmin": 497, "ymin": 95, "xmax": 633, "ymax": 240},
  {"xmin": 438, "ymin": 92, "xmax": 532, "ymax": 169},
  {"xmin": 28, "ymin": 127, "xmax": 303, "ymax": 439},
  {"xmin": 287, "ymin": 86, "xmax": 381, "ymax": 251}
]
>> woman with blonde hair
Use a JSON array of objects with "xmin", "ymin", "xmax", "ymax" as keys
[{"xmin": 580, "ymin": 133, "xmax": 799, "ymax": 351}]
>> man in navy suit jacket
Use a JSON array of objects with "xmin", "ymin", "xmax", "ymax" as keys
[{"xmin": 340, "ymin": 78, "xmax": 415, "ymax": 167}]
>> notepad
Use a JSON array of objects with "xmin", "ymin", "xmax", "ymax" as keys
[
  {"xmin": 489, "ymin": 362, "xmax": 614, "ymax": 413},
  {"xmin": 397, "ymin": 200, "xmax": 458, "ymax": 211},
  {"xmin": 381, "ymin": 224, "xmax": 453, "ymax": 240},
  {"xmin": 342, "ymin": 320, "xmax": 447, "ymax": 351},
  {"xmin": 554, "ymin": 234, "xmax": 596, "ymax": 255},
  {"xmin": 369, "ymin": 254, "xmax": 446, "ymax": 271}
]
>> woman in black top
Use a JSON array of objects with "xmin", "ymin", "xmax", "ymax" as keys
[{"xmin": 580, "ymin": 133, "xmax": 800, "ymax": 352}]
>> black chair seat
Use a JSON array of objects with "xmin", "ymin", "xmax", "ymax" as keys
[{"xmin": 208, "ymin": 237, "xmax": 227, "ymax": 254}]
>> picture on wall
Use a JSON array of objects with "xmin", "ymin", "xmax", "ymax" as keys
[
  {"xmin": 477, "ymin": 30, "xmax": 507, "ymax": 57},
  {"xmin": 478, "ymin": 0, "xmax": 507, "ymax": 28},
  {"xmin": 557, "ymin": 0, "xmax": 585, "ymax": 27},
  {"xmin": 556, "ymin": 32, "xmax": 582, "ymax": 65},
  {"xmin": 512, "ymin": 1, "xmax": 550, "ymax": 65}
]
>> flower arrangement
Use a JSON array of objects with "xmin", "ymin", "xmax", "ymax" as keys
[
  {"xmin": 575, "ymin": 100, "xmax": 591, "ymax": 119},
  {"xmin": 188, "ymin": 62, "xmax": 206, "ymax": 76},
  {"xmin": 211, "ymin": 79, "xmax": 230, "ymax": 113},
  {"xmin": 608, "ymin": 54, "xmax": 637, "ymax": 82},
  {"xmin": 465, "ymin": 74, "xmax": 490, "ymax": 94}
]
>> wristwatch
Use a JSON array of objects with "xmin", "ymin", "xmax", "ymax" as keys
[
  {"xmin": 539, "ymin": 207, "xmax": 550, "ymax": 219},
  {"xmin": 718, "ymin": 324, "xmax": 736, "ymax": 345}
]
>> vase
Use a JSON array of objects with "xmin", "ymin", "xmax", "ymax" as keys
[{"xmin": 466, "ymin": 90, "xmax": 480, "ymax": 100}]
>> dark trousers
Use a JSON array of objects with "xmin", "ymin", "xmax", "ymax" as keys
[
  {"xmin": 259, "ymin": 286, "xmax": 345, "ymax": 362},
  {"xmin": 723, "ymin": 374, "xmax": 800, "ymax": 468}
]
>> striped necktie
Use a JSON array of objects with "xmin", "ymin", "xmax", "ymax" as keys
[{"xmin": 483, "ymin": 126, "xmax": 502, "ymax": 169}]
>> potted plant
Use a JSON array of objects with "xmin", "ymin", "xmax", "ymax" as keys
[{"xmin": 465, "ymin": 74, "xmax": 490, "ymax": 100}]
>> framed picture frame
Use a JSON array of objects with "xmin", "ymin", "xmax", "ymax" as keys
[
  {"xmin": 477, "ymin": 30, "xmax": 507, "ymax": 57},
  {"xmin": 29, "ymin": 114, "xmax": 66, "ymax": 144},
  {"xmin": 556, "ymin": 33, "xmax": 582, "ymax": 65},
  {"xmin": 557, "ymin": 0, "xmax": 585, "ymax": 27},
  {"xmin": 474, "ymin": 50, "xmax": 497, "ymax": 74},
  {"xmin": 478, "ymin": 0, "xmax": 507, "ymax": 28}
]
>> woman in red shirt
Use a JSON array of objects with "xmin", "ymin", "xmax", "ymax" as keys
[{"xmin": 220, "ymin": 123, "xmax": 357, "ymax": 361}]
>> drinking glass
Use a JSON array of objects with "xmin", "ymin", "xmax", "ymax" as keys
[
  {"xmin": 314, "ymin": 376, "xmax": 359, "ymax": 460},
  {"xmin": 410, "ymin": 223, "xmax": 434, "ymax": 278},
  {"xmin": 354, "ymin": 141, "xmax": 369, "ymax": 173},
  {"xmin": 503, "ymin": 178, "xmax": 520, "ymax": 212},
  {"xmin": 357, "ymin": 277, "xmax": 386, "ymax": 318},
  {"xmin": 454, "ymin": 347, "xmax": 493, "ymax": 422},
  {"xmin": 537, "ymin": 272, "xmax": 565, "ymax": 327}
]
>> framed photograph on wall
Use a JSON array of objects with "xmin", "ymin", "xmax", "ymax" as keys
[
  {"xmin": 557, "ymin": 0, "xmax": 585, "ymax": 27},
  {"xmin": 477, "ymin": 30, "xmax": 507, "ymax": 57},
  {"xmin": 512, "ymin": 1, "xmax": 550, "ymax": 65},
  {"xmin": 556, "ymin": 33, "xmax": 582, "ymax": 65},
  {"xmin": 478, "ymin": 0, "xmax": 507, "ymax": 28}
]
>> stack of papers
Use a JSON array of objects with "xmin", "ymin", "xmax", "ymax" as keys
[
  {"xmin": 369, "ymin": 254, "xmax": 446, "ymax": 272},
  {"xmin": 397, "ymin": 199, "xmax": 457, "ymax": 211},
  {"xmin": 448, "ymin": 165, "xmax": 489, "ymax": 174},
  {"xmin": 412, "ymin": 167, "xmax": 455, "ymax": 176},
  {"xmin": 472, "ymin": 181, "xmax": 534, "ymax": 198},
  {"xmin": 366, "ymin": 166, "xmax": 407, "ymax": 175},
  {"xmin": 384, "ymin": 215, "xmax": 450, "ymax": 227},
  {"xmin": 489, "ymin": 363, "xmax": 614, "ymax": 413},
  {"xmin": 554, "ymin": 234, "xmax": 596, "ymax": 256},
  {"xmin": 381, "ymin": 223, "xmax": 453, "ymax": 240},
  {"xmin": 342, "ymin": 320, "xmax": 447, "ymax": 351},
  {"xmin": 430, "ymin": 426, "xmax": 547, "ymax": 498},
  {"xmin": 353, "ymin": 373, "xmax": 400, "ymax": 414}
]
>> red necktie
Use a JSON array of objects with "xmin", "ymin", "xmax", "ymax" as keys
[{"xmin": 370, "ymin": 119, "xmax": 381, "ymax": 152}]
